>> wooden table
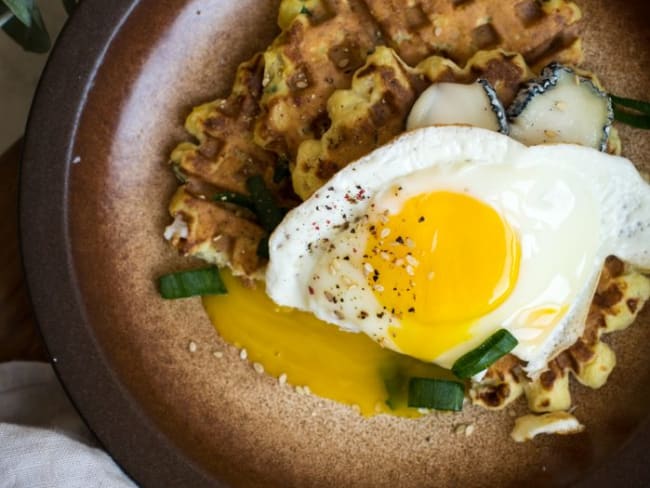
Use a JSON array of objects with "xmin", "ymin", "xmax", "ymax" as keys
[{"xmin": 0, "ymin": 141, "xmax": 48, "ymax": 362}]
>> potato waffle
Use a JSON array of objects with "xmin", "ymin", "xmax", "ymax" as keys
[
  {"xmin": 293, "ymin": 47, "xmax": 533, "ymax": 199},
  {"xmin": 255, "ymin": 0, "xmax": 582, "ymax": 161},
  {"xmin": 166, "ymin": 0, "xmax": 583, "ymax": 277},
  {"xmin": 470, "ymin": 256, "xmax": 650, "ymax": 412},
  {"xmin": 167, "ymin": 55, "xmax": 292, "ymax": 278},
  {"xmin": 363, "ymin": 0, "xmax": 583, "ymax": 68}
]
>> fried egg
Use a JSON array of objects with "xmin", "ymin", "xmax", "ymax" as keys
[{"xmin": 266, "ymin": 127, "xmax": 650, "ymax": 376}]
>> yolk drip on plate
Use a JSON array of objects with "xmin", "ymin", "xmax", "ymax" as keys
[
  {"xmin": 365, "ymin": 191, "xmax": 521, "ymax": 362},
  {"xmin": 203, "ymin": 271, "xmax": 454, "ymax": 417}
]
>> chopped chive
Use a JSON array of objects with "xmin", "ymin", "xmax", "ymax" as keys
[
  {"xmin": 407, "ymin": 378, "xmax": 465, "ymax": 411},
  {"xmin": 382, "ymin": 368, "xmax": 407, "ymax": 410},
  {"xmin": 451, "ymin": 329, "xmax": 518, "ymax": 379},
  {"xmin": 246, "ymin": 175, "xmax": 286, "ymax": 233},
  {"xmin": 612, "ymin": 106, "xmax": 650, "ymax": 130},
  {"xmin": 256, "ymin": 236, "xmax": 270, "ymax": 259},
  {"xmin": 610, "ymin": 95, "xmax": 650, "ymax": 115},
  {"xmin": 172, "ymin": 164, "xmax": 188, "ymax": 184},
  {"xmin": 159, "ymin": 267, "xmax": 227, "ymax": 299},
  {"xmin": 213, "ymin": 191, "xmax": 256, "ymax": 212},
  {"xmin": 273, "ymin": 157, "xmax": 291, "ymax": 184}
]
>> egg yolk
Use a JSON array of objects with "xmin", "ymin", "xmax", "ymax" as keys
[
  {"xmin": 203, "ymin": 271, "xmax": 454, "ymax": 416},
  {"xmin": 364, "ymin": 191, "xmax": 521, "ymax": 361}
]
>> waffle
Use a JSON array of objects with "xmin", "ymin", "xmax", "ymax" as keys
[
  {"xmin": 254, "ymin": 0, "xmax": 384, "ymax": 157},
  {"xmin": 254, "ymin": 0, "xmax": 582, "ymax": 161},
  {"xmin": 167, "ymin": 186, "xmax": 267, "ymax": 278},
  {"xmin": 167, "ymin": 54, "xmax": 293, "ymax": 278},
  {"xmin": 470, "ymin": 256, "xmax": 650, "ymax": 412},
  {"xmin": 363, "ymin": 0, "xmax": 583, "ymax": 68},
  {"xmin": 166, "ymin": 0, "xmax": 583, "ymax": 277},
  {"xmin": 292, "ymin": 47, "xmax": 532, "ymax": 199}
]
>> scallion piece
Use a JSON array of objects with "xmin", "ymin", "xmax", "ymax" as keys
[
  {"xmin": 246, "ymin": 175, "xmax": 285, "ymax": 233},
  {"xmin": 407, "ymin": 378, "xmax": 465, "ymax": 411},
  {"xmin": 451, "ymin": 329, "xmax": 518, "ymax": 379},
  {"xmin": 610, "ymin": 95, "xmax": 650, "ymax": 115},
  {"xmin": 610, "ymin": 94, "xmax": 650, "ymax": 130},
  {"xmin": 273, "ymin": 157, "xmax": 291, "ymax": 184},
  {"xmin": 159, "ymin": 267, "xmax": 227, "ymax": 299},
  {"xmin": 612, "ymin": 106, "xmax": 650, "ymax": 130},
  {"xmin": 213, "ymin": 191, "xmax": 256, "ymax": 212},
  {"xmin": 256, "ymin": 236, "xmax": 270, "ymax": 259}
]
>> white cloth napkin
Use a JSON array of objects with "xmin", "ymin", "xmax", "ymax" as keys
[{"xmin": 0, "ymin": 361, "xmax": 136, "ymax": 488}]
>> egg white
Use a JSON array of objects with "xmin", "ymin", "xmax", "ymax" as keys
[{"xmin": 267, "ymin": 127, "xmax": 650, "ymax": 376}]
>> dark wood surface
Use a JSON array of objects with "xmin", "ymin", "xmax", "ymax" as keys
[{"xmin": 0, "ymin": 140, "xmax": 47, "ymax": 362}]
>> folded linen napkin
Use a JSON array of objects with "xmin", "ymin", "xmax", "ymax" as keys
[{"xmin": 0, "ymin": 361, "xmax": 136, "ymax": 487}]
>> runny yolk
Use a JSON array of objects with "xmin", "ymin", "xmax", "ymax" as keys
[
  {"xmin": 203, "ymin": 272, "xmax": 454, "ymax": 417},
  {"xmin": 364, "ymin": 191, "xmax": 521, "ymax": 362}
]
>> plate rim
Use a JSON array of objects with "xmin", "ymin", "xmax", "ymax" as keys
[
  {"xmin": 17, "ymin": 0, "xmax": 650, "ymax": 486},
  {"xmin": 18, "ymin": 0, "xmax": 217, "ymax": 486}
]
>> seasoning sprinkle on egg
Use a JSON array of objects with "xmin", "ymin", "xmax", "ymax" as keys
[{"xmin": 266, "ymin": 126, "xmax": 650, "ymax": 377}]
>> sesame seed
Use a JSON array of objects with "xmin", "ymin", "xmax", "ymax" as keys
[
  {"xmin": 188, "ymin": 341, "xmax": 197, "ymax": 353},
  {"xmin": 380, "ymin": 251, "xmax": 391, "ymax": 261},
  {"xmin": 279, "ymin": 373, "xmax": 288, "ymax": 385},
  {"xmin": 295, "ymin": 80, "xmax": 308, "ymax": 89},
  {"xmin": 212, "ymin": 351, "xmax": 223, "ymax": 358},
  {"xmin": 303, "ymin": 386, "xmax": 311, "ymax": 395},
  {"xmin": 465, "ymin": 424, "xmax": 475, "ymax": 436},
  {"xmin": 253, "ymin": 362, "xmax": 265, "ymax": 374},
  {"xmin": 374, "ymin": 284, "xmax": 385, "ymax": 292},
  {"xmin": 417, "ymin": 408, "xmax": 429, "ymax": 414},
  {"xmin": 239, "ymin": 348, "xmax": 248, "ymax": 360},
  {"xmin": 406, "ymin": 265, "xmax": 415, "ymax": 276},
  {"xmin": 395, "ymin": 258, "xmax": 404, "ymax": 267},
  {"xmin": 363, "ymin": 262, "xmax": 374, "ymax": 275},
  {"xmin": 380, "ymin": 228, "xmax": 391, "ymax": 238},
  {"xmin": 406, "ymin": 254, "xmax": 419, "ymax": 266},
  {"xmin": 406, "ymin": 237, "xmax": 415, "ymax": 248}
]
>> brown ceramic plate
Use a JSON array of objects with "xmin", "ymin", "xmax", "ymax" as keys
[{"xmin": 19, "ymin": 0, "xmax": 650, "ymax": 486}]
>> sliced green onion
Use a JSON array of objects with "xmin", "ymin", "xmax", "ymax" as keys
[
  {"xmin": 407, "ymin": 378, "xmax": 465, "ymax": 411},
  {"xmin": 610, "ymin": 95, "xmax": 650, "ymax": 115},
  {"xmin": 213, "ymin": 191, "xmax": 256, "ymax": 212},
  {"xmin": 451, "ymin": 329, "xmax": 518, "ymax": 379},
  {"xmin": 273, "ymin": 157, "xmax": 291, "ymax": 184},
  {"xmin": 172, "ymin": 164, "xmax": 188, "ymax": 183},
  {"xmin": 256, "ymin": 236, "xmax": 270, "ymax": 259},
  {"xmin": 246, "ymin": 175, "xmax": 285, "ymax": 233},
  {"xmin": 382, "ymin": 369, "xmax": 407, "ymax": 410},
  {"xmin": 612, "ymin": 106, "xmax": 650, "ymax": 130},
  {"xmin": 159, "ymin": 267, "xmax": 227, "ymax": 299}
]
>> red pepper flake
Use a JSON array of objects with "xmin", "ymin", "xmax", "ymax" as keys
[
  {"xmin": 418, "ymin": 216, "xmax": 425, "ymax": 223},
  {"xmin": 308, "ymin": 286, "xmax": 315, "ymax": 295}
]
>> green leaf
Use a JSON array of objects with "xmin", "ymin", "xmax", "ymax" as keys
[
  {"xmin": 1, "ymin": 0, "xmax": 50, "ymax": 53},
  {"xmin": 1, "ymin": 0, "xmax": 32, "ymax": 26},
  {"xmin": 61, "ymin": 0, "xmax": 78, "ymax": 15}
]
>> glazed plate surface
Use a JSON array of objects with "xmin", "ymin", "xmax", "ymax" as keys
[{"xmin": 20, "ymin": 0, "xmax": 650, "ymax": 486}]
